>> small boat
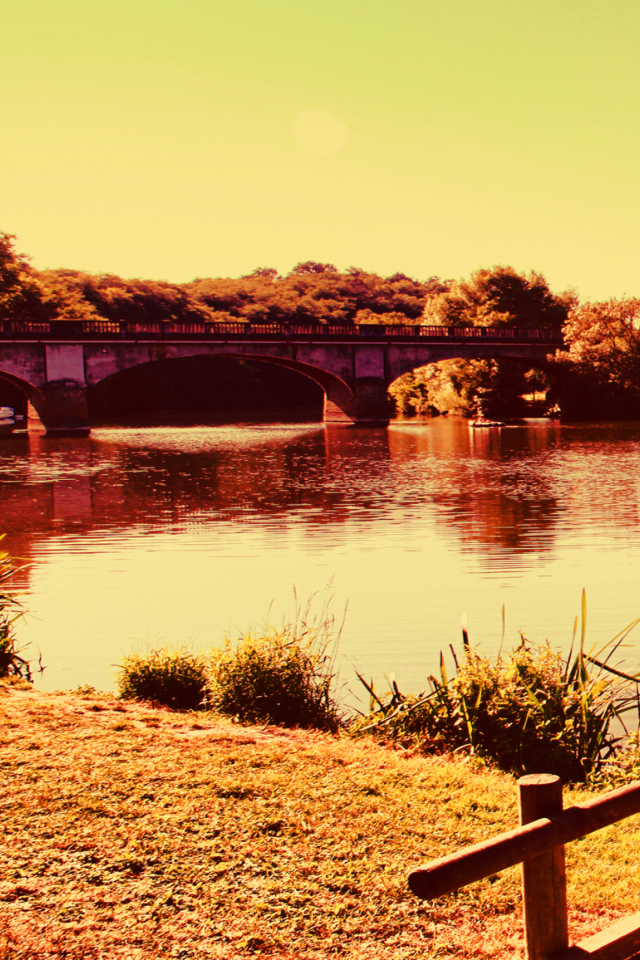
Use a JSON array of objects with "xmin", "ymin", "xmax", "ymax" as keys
[
  {"xmin": 469, "ymin": 418, "xmax": 505, "ymax": 428},
  {"xmin": 0, "ymin": 407, "xmax": 16, "ymax": 435}
]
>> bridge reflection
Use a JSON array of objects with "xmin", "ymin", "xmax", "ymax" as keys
[{"xmin": 0, "ymin": 421, "xmax": 579, "ymax": 593}]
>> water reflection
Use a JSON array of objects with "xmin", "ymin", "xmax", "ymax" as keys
[
  {"xmin": 385, "ymin": 421, "xmax": 561, "ymax": 556},
  {"xmin": 6, "ymin": 420, "xmax": 640, "ymax": 694},
  {"xmin": 5, "ymin": 420, "xmax": 640, "ymax": 567}
]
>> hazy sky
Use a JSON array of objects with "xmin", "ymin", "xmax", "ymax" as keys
[{"xmin": 2, "ymin": 0, "xmax": 639, "ymax": 299}]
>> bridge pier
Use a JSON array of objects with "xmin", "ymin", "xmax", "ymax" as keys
[
  {"xmin": 323, "ymin": 377, "xmax": 391, "ymax": 426},
  {"xmin": 37, "ymin": 380, "xmax": 90, "ymax": 436},
  {"xmin": 36, "ymin": 344, "xmax": 91, "ymax": 435}
]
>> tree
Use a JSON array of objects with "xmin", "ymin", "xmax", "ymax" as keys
[
  {"xmin": 423, "ymin": 265, "xmax": 573, "ymax": 329},
  {"xmin": 289, "ymin": 261, "xmax": 338, "ymax": 275},
  {"xmin": 402, "ymin": 266, "xmax": 573, "ymax": 419},
  {"xmin": 558, "ymin": 297, "xmax": 640, "ymax": 382},
  {"xmin": 44, "ymin": 271, "xmax": 218, "ymax": 326},
  {"xmin": 187, "ymin": 266, "xmax": 438, "ymax": 325},
  {"xmin": 38, "ymin": 271, "xmax": 101, "ymax": 322},
  {"xmin": 355, "ymin": 309, "xmax": 417, "ymax": 325},
  {"xmin": 0, "ymin": 233, "xmax": 47, "ymax": 323},
  {"xmin": 551, "ymin": 298, "xmax": 640, "ymax": 419}
]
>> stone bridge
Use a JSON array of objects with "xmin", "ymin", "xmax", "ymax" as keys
[{"xmin": 0, "ymin": 320, "xmax": 563, "ymax": 433}]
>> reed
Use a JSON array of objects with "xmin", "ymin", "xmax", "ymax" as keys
[
  {"xmin": 352, "ymin": 592, "xmax": 640, "ymax": 783},
  {"xmin": 209, "ymin": 591, "xmax": 344, "ymax": 732},
  {"xmin": 0, "ymin": 539, "xmax": 30, "ymax": 682},
  {"xmin": 116, "ymin": 591, "xmax": 345, "ymax": 729}
]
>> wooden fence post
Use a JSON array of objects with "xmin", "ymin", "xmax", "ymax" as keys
[{"xmin": 518, "ymin": 774, "xmax": 569, "ymax": 960}]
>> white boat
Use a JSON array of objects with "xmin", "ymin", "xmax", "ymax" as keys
[
  {"xmin": 469, "ymin": 418, "xmax": 505, "ymax": 428},
  {"xmin": 0, "ymin": 407, "xmax": 16, "ymax": 435}
]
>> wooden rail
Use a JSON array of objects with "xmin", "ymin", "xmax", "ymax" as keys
[
  {"xmin": 408, "ymin": 774, "xmax": 640, "ymax": 960},
  {"xmin": 0, "ymin": 320, "xmax": 564, "ymax": 343}
]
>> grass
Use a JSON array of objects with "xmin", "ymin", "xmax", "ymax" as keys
[
  {"xmin": 117, "ymin": 591, "xmax": 343, "ymax": 732},
  {"xmin": 1, "ymin": 683, "xmax": 640, "ymax": 959},
  {"xmin": 117, "ymin": 648, "xmax": 211, "ymax": 711}
]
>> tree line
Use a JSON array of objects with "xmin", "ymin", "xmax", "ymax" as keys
[{"xmin": 2, "ymin": 231, "xmax": 639, "ymax": 420}]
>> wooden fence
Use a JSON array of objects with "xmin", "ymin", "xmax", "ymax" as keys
[{"xmin": 408, "ymin": 774, "xmax": 640, "ymax": 960}]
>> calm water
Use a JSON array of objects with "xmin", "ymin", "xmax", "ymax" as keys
[{"xmin": 6, "ymin": 419, "xmax": 640, "ymax": 702}]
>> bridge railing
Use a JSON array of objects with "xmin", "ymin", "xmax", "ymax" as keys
[
  {"xmin": 409, "ymin": 774, "xmax": 640, "ymax": 960},
  {"xmin": 0, "ymin": 320, "xmax": 564, "ymax": 343}
]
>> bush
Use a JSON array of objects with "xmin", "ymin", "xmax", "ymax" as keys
[
  {"xmin": 116, "ymin": 648, "xmax": 211, "ymax": 710},
  {"xmin": 210, "ymin": 628, "xmax": 341, "ymax": 732},
  {"xmin": 353, "ymin": 594, "xmax": 640, "ymax": 783},
  {"xmin": 116, "ymin": 593, "xmax": 345, "ymax": 727}
]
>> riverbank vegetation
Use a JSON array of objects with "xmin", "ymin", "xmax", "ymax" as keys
[
  {"xmin": 2, "ymin": 682, "xmax": 640, "ymax": 960},
  {"xmin": 0, "ymin": 541, "xmax": 29, "ymax": 683},
  {"xmin": 117, "ymin": 599, "xmax": 344, "ymax": 732},
  {"xmin": 352, "ymin": 628, "xmax": 640, "ymax": 784},
  {"xmin": 114, "ymin": 594, "xmax": 640, "ymax": 786}
]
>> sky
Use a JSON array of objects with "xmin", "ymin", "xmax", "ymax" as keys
[{"xmin": 2, "ymin": 0, "xmax": 640, "ymax": 300}]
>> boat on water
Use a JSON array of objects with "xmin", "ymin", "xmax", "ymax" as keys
[
  {"xmin": 0, "ymin": 407, "xmax": 16, "ymax": 435},
  {"xmin": 469, "ymin": 418, "xmax": 505, "ymax": 428}
]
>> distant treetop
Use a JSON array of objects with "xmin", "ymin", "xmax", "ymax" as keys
[{"xmin": 0, "ymin": 232, "xmax": 579, "ymax": 331}]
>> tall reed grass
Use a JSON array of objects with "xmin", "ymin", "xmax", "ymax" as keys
[
  {"xmin": 353, "ymin": 592, "xmax": 640, "ymax": 782},
  {"xmin": 0, "ymin": 539, "xmax": 30, "ymax": 682},
  {"xmin": 116, "ymin": 591, "xmax": 345, "ymax": 730}
]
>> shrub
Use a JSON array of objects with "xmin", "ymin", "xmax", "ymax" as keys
[
  {"xmin": 210, "ymin": 633, "xmax": 341, "ymax": 732},
  {"xmin": 210, "ymin": 601, "xmax": 343, "ymax": 732},
  {"xmin": 116, "ymin": 648, "xmax": 211, "ymax": 710},
  {"xmin": 353, "ymin": 593, "xmax": 640, "ymax": 783}
]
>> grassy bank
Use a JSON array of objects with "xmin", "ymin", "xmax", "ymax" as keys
[{"xmin": 1, "ymin": 685, "xmax": 640, "ymax": 959}]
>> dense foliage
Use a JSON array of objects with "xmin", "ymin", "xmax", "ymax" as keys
[
  {"xmin": 423, "ymin": 265, "xmax": 573, "ymax": 329},
  {"xmin": 0, "ymin": 236, "xmax": 444, "ymax": 328},
  {"xmin": 551, "ymin": 297, "xmax": 640, "ymax": 419},
  {"xmin": 394, "ymin": 266, "xmax": 574, "ymax": 419},
  {"xmin": 390, "ymin": 357, "xmax": 550, "ymax": 419}
]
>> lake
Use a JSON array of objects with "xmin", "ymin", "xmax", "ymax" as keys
[{"xmin": 6, "ymin": 418, "xmax": 640, "ymax": 705}]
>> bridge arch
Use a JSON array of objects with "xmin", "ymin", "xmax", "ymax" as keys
[
  {"xmin": 0, "ymin": 369, "xmax": 45, "ymax": 425},
  {"xmin": 386, "ymin": 344, "xmax": 556, "ymax": 418},
  {"xmin": 386, "ymin": 342, "xmax": 557, "ymax": 384},
  {"xmin": 87, "ymin": 351, "xmax": 354, "ymax": 425},
  {"xmin": 0, "ymin": 369, "xmax": 43, "ymax": 403}
]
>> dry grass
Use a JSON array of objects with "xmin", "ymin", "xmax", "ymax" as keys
[{"xmin": 0, "ymin": 683, "xmax": 639, "ymax": 959}]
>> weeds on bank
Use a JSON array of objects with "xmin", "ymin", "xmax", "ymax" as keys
[
  {"xmin": 353, "ymin": 592, "xmax": 640, "ymax": 782},
  {"xmin": 117, "ymin": 648, "xmax": 211, "ymax": 710},
  {"xmin": 0, "ymin": 540, "xmax": 29, "ymax": 683},
  {"xmin": 209, "ymin": 593, "xmax": 344, "ymax": 732},
  {"xmin": 116, "ymin": 589, "xmax": 640, "ymax": 785},
  {"xmin": 116, "ymin": 591, "xmax": 345, "ymax": 731}
]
